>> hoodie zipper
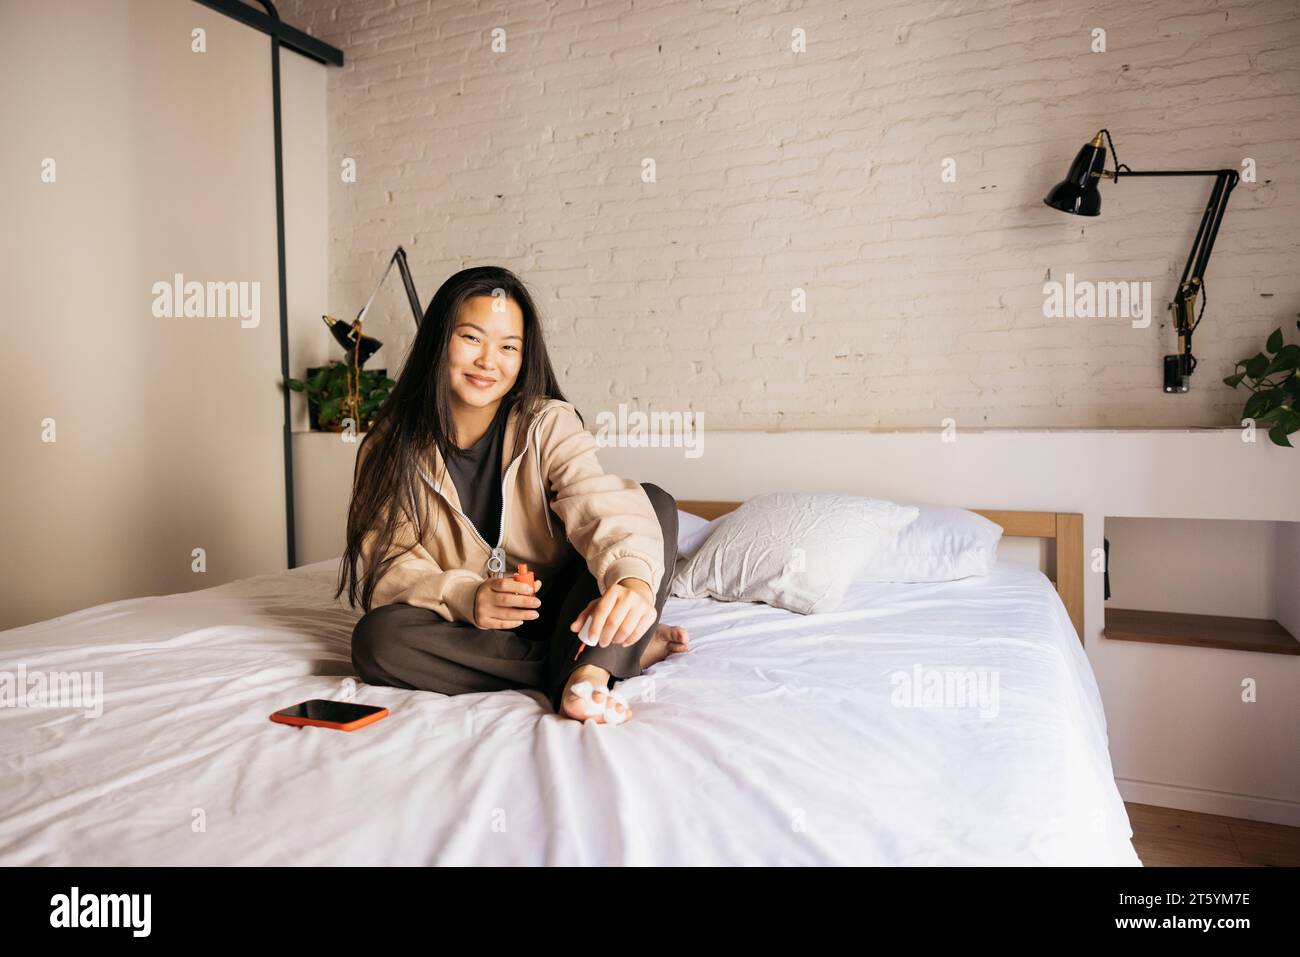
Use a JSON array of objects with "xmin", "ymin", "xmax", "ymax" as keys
[{"xmin": 416, "ymin": 404, "xmax": 560, "ymax": 578}]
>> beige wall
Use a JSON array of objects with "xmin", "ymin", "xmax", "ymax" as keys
[
  {"xmin": 283, "ymin": 42, "xmax": 333, "ymax": 438},
  {"xmin": 1276, "ymin": 523, "xmax": 1300, "ymax": 639},
  {"xmin": 277, "ymin": 0, "xmax": 1300, "ymax": 430},
  {"xmin": 1103, "ymin": 517, "xmax": 1283, "ymax": 620},
  {"xmin": 0, "ymin": 0, "xmax": 328, "ymax": 628}
]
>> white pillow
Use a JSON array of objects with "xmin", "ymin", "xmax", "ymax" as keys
[
  {"xmin": 670, "ymin": 492, "xmax": 919, "ymax": 614},
  {"xmin": 855, "ymin": 505, "xmax": 1002, "ymax": 582},
  {"xmin": 676, "ymin": 509, "xmax": 722, "ymax": 560}
]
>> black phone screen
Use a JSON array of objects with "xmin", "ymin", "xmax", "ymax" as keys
[{"xmin": 275, "ymin": 699, "xmax": 384, "ymax": 723}]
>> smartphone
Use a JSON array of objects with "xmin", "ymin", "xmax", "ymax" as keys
[{"xmin": 270, "ymin": 699, "xmax": 388, "ymax": 732}]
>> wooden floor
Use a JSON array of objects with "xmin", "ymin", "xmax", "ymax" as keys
[{"xmin": 1126, "ymin": 802, "xmax": 1300, "ymax": 866}]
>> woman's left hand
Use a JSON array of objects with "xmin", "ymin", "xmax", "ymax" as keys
[{"xmin": 571, "ymin": 578, "xmax": 657, "ymax": 648}]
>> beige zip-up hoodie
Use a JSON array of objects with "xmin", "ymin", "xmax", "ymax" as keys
[{"xmin": 354, "ymin": 397, "xmax": 665, "ymax": 626}]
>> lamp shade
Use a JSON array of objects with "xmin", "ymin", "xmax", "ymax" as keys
[{"xmin": 1043, "ymin": 137, "xmax": 1107, "ymax": 216}]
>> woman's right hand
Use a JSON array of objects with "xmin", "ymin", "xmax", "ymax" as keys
[{"xmin": 474, "ymin": 576, "xmax": 542, "ymax": 629}]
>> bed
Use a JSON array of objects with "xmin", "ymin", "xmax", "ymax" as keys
[{"xmin": 0, "ymin": 505, "xmax": 1140, "ymax": 866}]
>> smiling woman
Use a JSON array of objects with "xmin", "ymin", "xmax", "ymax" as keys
[{"xmin": 338, "ymin": 266, "xmax": 690, "ymax": 724}]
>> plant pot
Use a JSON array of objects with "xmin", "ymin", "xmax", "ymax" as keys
[{"xmin": 305, "ymin": 366, "xmax": 386, "ymax": 432}]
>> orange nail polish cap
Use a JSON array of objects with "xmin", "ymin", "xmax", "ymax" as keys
[{"xmin": 513, "ymin": 563, "xmax": 535, "ymax": 588}]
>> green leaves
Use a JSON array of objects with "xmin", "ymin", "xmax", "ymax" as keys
[
  {"xmin": 1228, "ymin": 315, "xmax": 1300, "ymax": 448},
  {"xmin": 285, "ymin": 359, "xmax": 392, "ymax": 430},
  {"xmin": 1266, "ymin": 343, "xmax": 1299, "ymax": 377},
  {"xmin": 1242, "ymin": 390, "xmax": 1276, "ymax": 421}
]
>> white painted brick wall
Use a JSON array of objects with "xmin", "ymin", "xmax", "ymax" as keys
[{"xmin": 277, "ymin": 0, "xmax": 1300, "ymax": 429}]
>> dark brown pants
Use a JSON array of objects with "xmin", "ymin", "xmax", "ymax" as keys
[{"xmin": 351, "ymin": 483, "xmax": 679, "ymax": 714}]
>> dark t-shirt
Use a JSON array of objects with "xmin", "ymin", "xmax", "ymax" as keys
[{"xmin": 444, "ymin": 399, "xmax": 510, "ymax": 546}]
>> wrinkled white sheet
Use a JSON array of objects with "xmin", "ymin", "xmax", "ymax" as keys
[{"xmin": 0, "ymin": 558, "xmax": 1140, "ymax": 865}]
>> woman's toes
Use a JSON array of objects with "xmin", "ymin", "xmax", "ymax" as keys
[
  {"xmin": 561, "ymin": 677, "xmax": 633, "ymax": 724},
  {"xmin": 564, "ymin": 680, "xmax": 608, "ymax": 720},
  {"xmin": 667, "ymin": 625, "xmax": 690, "ymax": 652},
  {"xmin": 604, "ymin": 695, "xmax": 632, "ymax": 725}
]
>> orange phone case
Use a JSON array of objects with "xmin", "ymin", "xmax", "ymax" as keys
[{"xmin": 270, "ymin": 702, "xmax": 389, "ymax": 732}]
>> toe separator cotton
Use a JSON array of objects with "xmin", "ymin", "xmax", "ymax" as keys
[{"xmin": 568, "ymin": 680, "xmax": 609, "ymax": 719}]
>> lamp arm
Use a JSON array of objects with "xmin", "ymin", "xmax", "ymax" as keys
[
  {"xmin": 1184, "ymin": 172, "xmax": 1237, "ymax": 293},
  {"xmin": 1090, "ymin": 131, "xmax": 1240, "ymax": 295},
  {"xmin": 393, "ymin": 246, "xmax": 425, "ymax": 326},
  {"xmin": 1107, "ymin": 168, "xmax": 1238, "ymax": 386},
  {"xmin": 354, "ymin": 245, "xmax": 426, "ymax": 329}
]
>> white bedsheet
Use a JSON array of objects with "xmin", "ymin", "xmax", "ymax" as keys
[{"xmin": 0, "ymin": 558, "xmax": 1141, "ymax": 865}]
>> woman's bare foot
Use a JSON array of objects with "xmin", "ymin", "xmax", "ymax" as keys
[
  {"xmin": 559, "ymin": 625, "xmax": 690, "ymax": 723},
  {"xmin": 560, "ymin": 664, "xmax": 631, "ymax": 724},
  {"xmin": 639, "ymin": 622, "xmax": 691, "ymax": 670}
]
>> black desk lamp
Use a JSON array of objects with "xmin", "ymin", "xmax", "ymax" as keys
[
  {"xmin": 1044, "ymin": 130, "xmax": 1238, "ymax": 392},
  {"xmin": 320, "ymin": 245, "xmax": 425, "ymax": 368}
]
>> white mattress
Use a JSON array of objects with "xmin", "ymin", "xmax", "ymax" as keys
[{"xmin": 0, "ymin": 557, "xmax": 1141, "ymax": 865}]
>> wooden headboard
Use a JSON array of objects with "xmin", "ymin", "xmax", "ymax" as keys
[{"xmin": 676, "ymin": 501, "xmax": 1085, "ymax": 645}]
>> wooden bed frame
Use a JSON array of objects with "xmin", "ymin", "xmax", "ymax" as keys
[{"xmin": 676, "ymin": 501, "xmax": 1085, "ymax": 645}]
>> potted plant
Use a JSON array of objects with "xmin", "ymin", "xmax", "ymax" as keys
[
  {"xmin": 1223, "ymin": 315, "xmax": 1300, "ymax": 447},
  {"xmin": 286, "ymin": 360, "xmax": 395, "ymax": 433}
]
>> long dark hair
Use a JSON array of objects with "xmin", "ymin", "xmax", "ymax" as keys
[{"xmin": 337, "ymin": 265, "xmax": 569, "ymax": 612}]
